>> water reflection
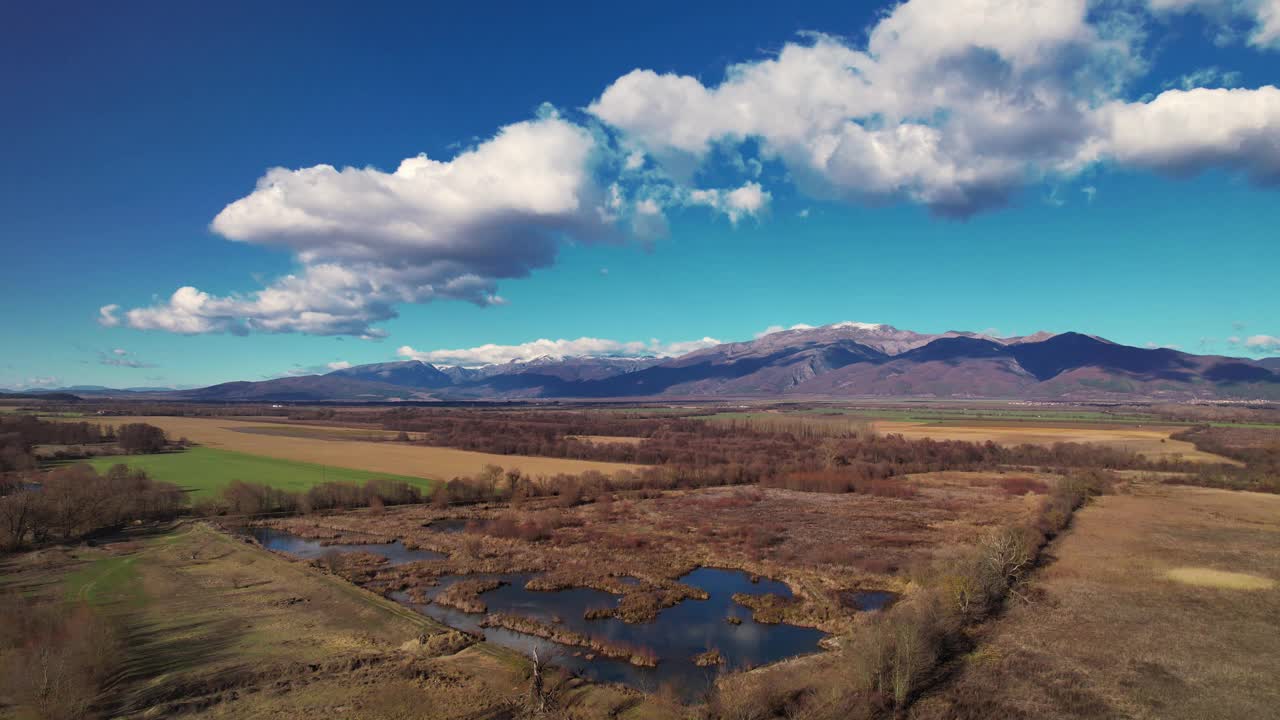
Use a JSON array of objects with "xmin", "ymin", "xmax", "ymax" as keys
[
  {"xmin": 255, "ymin": 528, "xmax": 826, "ymax": 697},
  {"xmin": 400, "ymin": 566, "xmax": 825, "ymax": 696},
  {"xmin": 424, "ymin": 518, "xmax": 469, "ymax": 534},
  {"xmin": 249, "ymin": 526, "xmax": 445, "ymax": 565},
  {"xmin": 840, "ymin": 590, "xmax": 899, "ymax": 611}
]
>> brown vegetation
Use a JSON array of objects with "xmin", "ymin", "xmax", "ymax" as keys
[
  {"xmin": 0, "ymin": 464, "xmax": 185, "ymax": 551},
  {"xmin": 479, "ymin": 612, "xmax": 660, "ymax": 667},
  {"xmin": 698, "ymin": 469, "xmax": 1114, "ymax": 719},
  {"xmin": 909, "ymin": 481, "xmax": 1280, "ymax": 720},
  {"xmin": 213, "ymin": 477, "xmax": 426, "ymax": 516},
  {"xmin": 0, "ymin": 595, "xmax": 121, "ymax": 720},
  {"xmin": 1168, "ymin": 424, "xmax": 1280, "ymax": 493}
]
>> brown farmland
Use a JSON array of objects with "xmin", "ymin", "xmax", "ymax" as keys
[
  {"xmin": 86, "ymin": 415, "xmax": 643, "ymax": 480},
  {"xmin": 871, "ymin": 420, "xmax": 1238, "ymax": 464}
]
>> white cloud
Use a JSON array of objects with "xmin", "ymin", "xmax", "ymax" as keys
[
  {"xmin": 590, "ymin": 1, "xmax": 1137, "ymax": 217},
  {"xmin": 326, "ymin": 361, "xmax": 352, "ymax": 371},
  {"xmin": 592, "ymin": 0, "xmax": 1280, "ymax": 216},
  {"xmin": 756, "ymin": 323, "xmax": 816, "ymax": 338},
  {"xmin": 1245, "ymin": 334, "xmax": 1280, "ymax": 351},
  {"xmin": 1147, "ymin": 0, "xmax": 1280, "ymax": 49},
  {"xmin": 1079, "ymin": 86, "xmax": 1280, "ymax": 183},
  {"xmin": 109, "ymin": 116, "xmax": 625, "ymax": 337},
  {"xmin": 687, "ymin": 181, "xmax": 771, "ymax": 223},
  {"xmin": 97, "ymin": 304, "xmax": 120, "ymax": 327},
  {"xmin": 397, "ymin": 336, "xmax": 721, "ymax": 367},
  {"xmin": 98, "ymin": 0, "xmax": 1280, "ymax": 339}
]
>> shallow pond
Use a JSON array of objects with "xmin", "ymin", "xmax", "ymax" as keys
[
  {"xmin": 841, "ymin": 590, "xmax": 899, "ymax": 611},
  {"xmin": 256, "ymin": 528, "xmax": 826, "ymax": 696},
  {"xmin": 424, "ymin": 518, "xmax": 470, "ymax": 534},
  {"xmin": 249, "ymin": 527, "xmax": 445, "ymax": 565}
]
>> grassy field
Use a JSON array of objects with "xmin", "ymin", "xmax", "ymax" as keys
[
  {"xmin": 0, "ymin": 523, "xmax": 541, "ymax": 719},
  {"xmin": 82, "ymin": 415, "xmax": 644, "ymax": 481},
  {"xmin": 910, "ymin": 481, "xmax": 1280, "ymax": 719},
  {"xmin": 85, "ymin": 447, "xmax": 436, "ymax": 499}
]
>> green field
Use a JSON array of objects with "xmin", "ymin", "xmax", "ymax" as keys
[{"xmin": 85, "ymin": 447, "xmax": 435, "ymax": 499}]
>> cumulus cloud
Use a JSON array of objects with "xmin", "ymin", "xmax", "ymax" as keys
[
  {"xmin": 591, "ymin": 0, "xmax": 1280, "ymax": 216},
  {"xmin": 100, "ymin": 0, "xmax": 1280, "ymax": 339},
  {"xmin": 1079, "ymin": 86, "xmax": 1280, "ymax": 183},
  {"xmin": 109, "ymin": 116, "xmax": 623, "ymax": 338},
  {"xmin": 397, "ymin": 336, "xmax": 721, "ymax": 367},
  {"xmin": 590, "ymin": 1, "xmax": 1135, "ymax": 217}
]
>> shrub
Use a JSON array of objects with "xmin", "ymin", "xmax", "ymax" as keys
[
  {"xmin": 0, "ymin": 595, "xmax": 121, "ymax": 720},
  {"xmin": 116, "ymin": 422, "xmax": 169, "ymax": 453},
  {"xmin": 998, "ymin": 476, "xmax": 1050, "ymax": 495}
]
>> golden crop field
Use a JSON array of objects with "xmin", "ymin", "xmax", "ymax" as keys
[
  {"xmin": 871, "ymin": 420, "xmax": 1239, "ymax": 464},
  {"xmin": 95, "ymin": 416, "xmax": 644, "ymax": 480}
]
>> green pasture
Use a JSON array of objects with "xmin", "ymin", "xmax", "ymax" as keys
[{"xmin": 84, "ymin": 446, "xmax": 435, "ymax": 499}]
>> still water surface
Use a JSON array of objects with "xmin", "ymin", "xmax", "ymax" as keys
[{"xmin": 254, "ymin": 527, "xmax": 826, "ymax": 695}]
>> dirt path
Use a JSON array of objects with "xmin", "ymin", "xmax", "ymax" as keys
[{"xmin": 911, "ymin": 482, "xmax": 1280, "ymax": 719}]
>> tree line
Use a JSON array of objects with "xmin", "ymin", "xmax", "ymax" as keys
[
  {"xmin": 0, "ymin": 464, "xmax": 185, "ymax": 551},
  {"xmin": 1, "ymin": 415, "xmax": 172, "ymax": 472}
]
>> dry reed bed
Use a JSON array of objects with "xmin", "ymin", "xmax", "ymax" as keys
[{"xmin": 258, "ymin": 471, "xmax": 1045, "ymax": 637}]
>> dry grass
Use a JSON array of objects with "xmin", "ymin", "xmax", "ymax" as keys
[
  {"xmin": 872, "ymin": 420, "xmax": 1238, "ymax": 464},
  {"xmin": 566, "ymin": 434, "xmax": 647, "ymax": 445},
  {"xmin": 1165, "ymin": 567, "xmax": 1275, "ymax": 590},
  {"xmin": 0, "ymin": 523, "xmax": 544, "ymax": 719},
  {"xmin": 910, "ymin": 481, "xmax": 1280, "ymax": 720},
  {"xmin": 84, "ymin": 416, "xmax": 642, "ymax": 480}
]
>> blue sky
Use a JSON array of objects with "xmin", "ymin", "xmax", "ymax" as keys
[{"xmin": 3, "ymin": 0, "xmax": 1279, "ymax": 388}]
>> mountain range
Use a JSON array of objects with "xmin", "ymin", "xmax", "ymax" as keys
[{"xmin": 12, "ymin": 323, "xmax": 1280, "ymax": 403}]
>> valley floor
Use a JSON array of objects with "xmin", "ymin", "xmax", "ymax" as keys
[
  {"xmin": 0, "ymin": 524, "xmax": 513, "ymax": 719},
  {"xmin": 82, "ymin": 415, "xmax": 643, "ymax": 482},
  {"xmin": 910, "ymin": 481, "xmax": 1280, "ymax": 719}
]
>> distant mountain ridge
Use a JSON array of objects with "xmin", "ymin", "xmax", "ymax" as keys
[{"xmin": 16, "ymin": 324, "xmax": 1280, "ymax": 402}]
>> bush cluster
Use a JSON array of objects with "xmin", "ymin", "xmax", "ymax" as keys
[
  {"xmin": 704, "ymin": 470, "xmax": 1114, "ymax": 719},
  {"xmin": 0, "ymin": 464, "xmax": 185, "ymax": 551},
  {"xmin": 0, "ymin": 594, "xmax": 121, "ymax": 720}
]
